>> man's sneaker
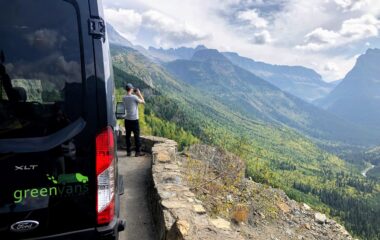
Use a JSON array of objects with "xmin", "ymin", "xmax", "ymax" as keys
[
  {"xmin": 127, "ymin": 152, "xmax": 131, "ymax": 157},
  {"xmin": 135, "ymin": 152, "xmax": 145, "ymax": 157}
]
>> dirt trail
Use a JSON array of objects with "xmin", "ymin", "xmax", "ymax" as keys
[{"xmin": 118, "ymin": 151, "xmax": 156, "ymax": 240}]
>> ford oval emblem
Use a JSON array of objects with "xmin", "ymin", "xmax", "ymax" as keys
[{"xmin": 10, "ymin": 220, "xmax": 39, "ymax": 232}]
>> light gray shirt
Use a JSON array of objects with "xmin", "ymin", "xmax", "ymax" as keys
[{"xmin": 123, "ymin": 95, "xmax": 141, "ymax": 120}]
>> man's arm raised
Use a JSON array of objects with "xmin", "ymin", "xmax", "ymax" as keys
[{"xmin": 135, "ymin": 89, "xmax": 145, "ymax": 104}]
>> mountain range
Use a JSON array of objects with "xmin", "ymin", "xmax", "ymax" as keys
[
  {"xmin": 107, "ymin": 24, "xmax": 335, "ymax": 104},
  {"xmin": 107, "ymin": 24, "xmax": 380, "ymax": 146},
  {"xmin": 222, "ymin": 52, "xmax": 335, "ymax": 102},
  {"xmin": 148, "ymin": 45, "xmax": 207, "ymax": 62},
  {"xmin": 316, "ymin": 48, "xmax": 380, "ymax": 130},
  {"xmin": 111, "ymin": 40, "xmax": 379, "ymax": 145},
  {"xmin": 148, "ymin": 46, "xmax": 336, "ymax": 102},
  {"xmin": 165, "ymin": 48, "xmax": 379, "ymax": 145}
]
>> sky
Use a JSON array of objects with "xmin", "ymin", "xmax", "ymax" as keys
[{"xmin": 102, "ymin": 0, "xmax": 380, "ymax": 82}]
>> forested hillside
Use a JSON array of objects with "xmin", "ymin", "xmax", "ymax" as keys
[{"xmin": 111, "ymin": 44, "xmax": 380, "ymax": 239}]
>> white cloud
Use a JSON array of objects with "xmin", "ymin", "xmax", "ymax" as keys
[
  {"xmin": 296, "ymin": 28, "xmax": 340, "ymax": 51},
  {"xmin": 252, "ymin": 30, "xmax": 273, "ymax": 44},
  {"xmin": 104, "ymin": 7, "xmax": 208, "ymax": 47},
  {"xmin": 233, "ymin": 8, "xmax": 277, "ymax": 45},
  {"xmin": 324, "ymin": 62, "xmax": 339, "ymax": 72},
  {"xmin": 340, "ymin": 14, "xmax": 380, "ymax": 39},
  {"xmin": 141, "ymin": 10, "xmax": 208, "ymax": 47},
  {"xmin": 307, "ymin": 54, "xmax": 358, "ymax": 81},
  {"xmin": 236, "ymin": 9, "xmax": 268, "ymax": 28},
  {"xmin": 102, "ymin": 0, "xmax": 380, "ymax": 81},
  {"xmin": 104, "ymin": 8, "xmax": 142, "ymax": 41},
  {"xmin": 305, "ymin": 28, "xmax": 340, "ymax": 44},
  {"xmin": 332, "ymin": 0, "xmax": 370, "ymax": 11},
  {"xmin": 297, "ymin": 14, "xmax": 380, "ymax": 50}
]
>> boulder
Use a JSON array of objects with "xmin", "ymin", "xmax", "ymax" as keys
[{"xmin": 315, "ymin": 213, "xmax": 327, "ymax": 224}]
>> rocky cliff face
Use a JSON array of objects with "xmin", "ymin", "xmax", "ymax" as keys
[
  {"xmin": 138, "ymin": 136, "xmax": 354, "ymax": 240},
  {"xmin": 139, "ymin": 136, "xmax": 243, "ymax": 240},
  {"xmin": 182, "ymin": 144, "xmax": 354, "ymax": 240},
  {"xmin": 236, "ymin": 180, "xmax": 353, "ymax": 240}
]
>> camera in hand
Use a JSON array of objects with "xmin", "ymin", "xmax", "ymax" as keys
[{"xmin": 133, "ymin": 88, "xmax": 139, "ymax": 93}]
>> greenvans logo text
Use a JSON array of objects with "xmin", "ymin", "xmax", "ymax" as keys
[{"xmin": 13, "ymin": 173, "xmax": 89, "ymax": 203}]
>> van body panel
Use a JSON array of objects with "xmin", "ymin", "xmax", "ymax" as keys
[{"xmin": 0, "ymin": 0, "xmax": 121, "ymax": 239}]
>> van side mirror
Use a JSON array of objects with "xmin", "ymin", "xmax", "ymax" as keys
[{"xmin": 115, "ymin": 102, "xmax": 125, "ymax": 119}]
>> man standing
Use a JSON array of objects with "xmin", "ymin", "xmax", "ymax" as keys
[{"xmin": 123, "ymin": 83, "xmax": 145, "ymax": 157}]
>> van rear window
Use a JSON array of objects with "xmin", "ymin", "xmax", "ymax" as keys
[{"xmin": 0, "ymin": 0, "xmax": 83, "ymax": 139}]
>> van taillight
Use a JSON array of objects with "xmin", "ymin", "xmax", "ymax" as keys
[{"xmin": 96, "ymin": 127, "xmax": 115, "ymax": 225}]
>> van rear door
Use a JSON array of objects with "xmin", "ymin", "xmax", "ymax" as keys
[{"xmin": 0, "ymin": 0, "xmax": 98, "ymax": 238}]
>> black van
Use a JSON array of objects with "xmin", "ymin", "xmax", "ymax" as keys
[{"xmin": 0, "ymin": 0, "xmax": 125, "ymax": 239}]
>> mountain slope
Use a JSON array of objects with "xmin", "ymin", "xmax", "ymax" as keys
[
  {"xmin": 110, "ymin": 44, "xmax": 380, "ymax": 239},
  {"xmin": 165, "ymin": 49, "xmax": 379, "ymax": 146},
  {"xmin": 223, "ymin": 52, "xmax": 334, "ymax": 102},
  {"xmin": 316, "ymin": 48, "xmax": 380, "ymax": 130},
  {"xmin": 107, "ymin": 24, "xmax": 133, "ymax": 48},
  {"xmin": 107, "ymin": 24, "xmax": 156, "ymax": 61}
]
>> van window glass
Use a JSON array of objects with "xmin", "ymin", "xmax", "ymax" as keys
[{"xmin": 0, "ymin": 0, "xmax": 83, "ymax": 139}]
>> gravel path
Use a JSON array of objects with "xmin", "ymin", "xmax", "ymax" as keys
[{"xmin": 118, "ymin": 151, "xmax": 156, "ymax": 240}]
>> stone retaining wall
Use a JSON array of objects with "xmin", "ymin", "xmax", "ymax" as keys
[{"xmin": 139, "ymin": 136, "xmax": 243, "ymax": 240}]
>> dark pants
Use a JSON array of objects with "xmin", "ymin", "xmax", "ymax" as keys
[{"xmin": 125, "ymin": 119, "xmax": 141, "ymax": 153}]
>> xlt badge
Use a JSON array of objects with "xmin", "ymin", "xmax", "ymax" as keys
[
  {"xmin": 15, "ymin": 165, "xmax": 38, "ymax": 171},
  {"xmin": 10, "ymin": 220, "xmax": 39, "ymax": 232}
]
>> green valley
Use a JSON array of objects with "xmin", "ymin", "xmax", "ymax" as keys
[{"xmin": 111, "ymin": 44, "xmax": 380, "ymax": 239}]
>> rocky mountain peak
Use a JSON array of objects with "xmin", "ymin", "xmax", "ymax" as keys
[
  {"xmin": 364, "ymin": 47, "xmax": 380, "ymax": 55},
  {"xmin": 342, "ymin": 48, "xmax": 380, "ymax": 83},
  {"xmin": 191, "ymin": 49, "xmax": 231, "ymax": 63},
  {"xmin": 316, "ymin": 48, "xmax": 380, "ymax": 128},
  {"xmin": 195, "ymin": 44, "xmax": 207, "ymax": 51},
  {"xmin": 352, "ymin": 48, "xmax": 380, "ymax": 74}
]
